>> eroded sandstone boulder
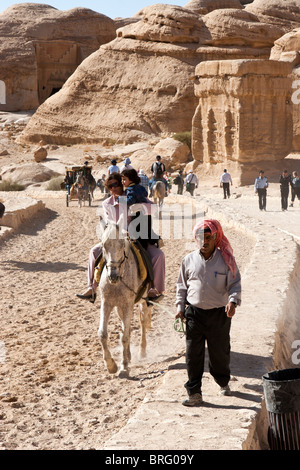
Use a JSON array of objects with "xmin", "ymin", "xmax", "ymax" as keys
[
  {"xmin": 153, "ymin": 138, "xmax": 191, "ymax": 168},
  {"xmin": 246, "ymin": 0, "xmax": 300, "ymax": 32},
  {"xmin": 184, "ymin": 0, "xmax": 243, "ymax": 15},
  {"xmin": 0, "ymin": 163, "xmax": 59, "ymax": 187},
  {"xmin": 33, "ymin": 146, "xmax": 48, "ymax": 163}
]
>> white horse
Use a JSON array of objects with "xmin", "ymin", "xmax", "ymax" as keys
[
  {"xmin": 152, "ymin": 180, "xmax": 165, "ymax": 212},
  {"xmin": 97, "ymin": 215, "xmax": 152, "ymax": 377}
]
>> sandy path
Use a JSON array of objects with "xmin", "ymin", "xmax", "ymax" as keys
[{"xmin": 0, "ymin": 188, "xmax": 254, "ymax": 450}]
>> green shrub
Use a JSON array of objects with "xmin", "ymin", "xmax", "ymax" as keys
[
  {"xmin": 46, "ymin": 175, "xmax": 65, "ymax": 191},
  {"xmin": 0, "ymin": 179, "xmax": 25, "ymax": 191},
  {"xmin": 172, "ymin": 131, "xmax": 192, "ymax": 150}
]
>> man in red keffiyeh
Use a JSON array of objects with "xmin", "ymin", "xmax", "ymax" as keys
[
  {"xmin": 193, "ymin": 219, "xmax": 237, "ymax": 277},
  {"xmin": 175, "ymin": 219, "xmax": 241, "ymax": 407}
]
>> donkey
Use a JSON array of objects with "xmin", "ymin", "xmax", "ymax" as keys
[
  {"xmin": 152, "ymin": 180, "xmax": 165, "ymax": 212},
  {"xmin": 97, "ymin": 215, "xmax": 152, "ymax": 377}
]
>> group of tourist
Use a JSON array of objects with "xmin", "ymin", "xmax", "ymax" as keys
[
  {"xmin": 220, "ymin": 168, "xmax": 300, "ymax": 212},
  {"xmin": 253, "ymin": 168, "xmax": 300, "ymax": 211}
]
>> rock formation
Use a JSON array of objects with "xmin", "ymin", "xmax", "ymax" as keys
[
  {"xmin": 0, "ymin": 163, "xmax": 59, "ymax": 187},
  {"xmin": 270, "ymin": 28, "xmax": 300, "ymax": 152},
  {"xmin": 192, "ymin": 59, "xmax": 293, "ymax": 169},
  {"xmin": 245, "ymin": 0, "xmax": 300, "ymax": 32},
  {"xmin": 19, "ymin": 3, "xmax": 291, "ymax": 146},
  {"xmin": 0, "ymin": 3, "xmax": 116, "ymax": 112},
  {"xmin": 184, "ymin": 0, "xmax": 243, "ymax": 15}
]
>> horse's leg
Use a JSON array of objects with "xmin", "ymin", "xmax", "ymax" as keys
[
  {"xmin": 117, "ymin": 304, "xmax": 133, "ymax": 378},
  {"xmin": 138, "ymin": 301, "xmax": 152, "ymax": 358},
  {"xmin": 97, "ymin": 301, "xmax": 118, "ymax": 374}
]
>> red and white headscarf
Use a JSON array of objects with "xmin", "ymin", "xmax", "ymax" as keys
[{"xmin": 193, "ymin": 219, "xmax": 236, "ymax": 277}]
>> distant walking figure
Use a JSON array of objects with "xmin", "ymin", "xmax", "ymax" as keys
[
  {"xmin": 220, "ymin": 169, "xmax": 232, "ymax": 199},
  {"xmin": 254, "ymin": 170, "xmax": 268, "ymax": 211},
  {"xmin": 279, "ymin": 170, "xmax": 292, "ymax": 211}
]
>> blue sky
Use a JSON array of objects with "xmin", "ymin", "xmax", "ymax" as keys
[{"xmin": 0, "ymin": 1, "xmax": 188, "ymax": 19}]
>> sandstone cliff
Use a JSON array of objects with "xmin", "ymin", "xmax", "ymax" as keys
[
  {"xmin": 270, "ymin": 28, "xmax": 300, "ymax": 152},
  {"xmin": 19, "ymin": 3, "xmax": 291, "ymax": 145},
  {"xmin": 0, "ymin": 3, "xmax": 116, "ymax": 111}
]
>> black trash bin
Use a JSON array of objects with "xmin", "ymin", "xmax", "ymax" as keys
[{"xmin": 262, "ymin": 368, "xmax": 300, "ymax": 450}]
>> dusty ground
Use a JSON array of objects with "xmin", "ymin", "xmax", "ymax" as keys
[
  {"xmin": 0, "ymin": 187, "xmax": 254, "ymax": 450},
  {"xmin": 0, "ymin": 112, "xmax": 299, "ymax": 451}
]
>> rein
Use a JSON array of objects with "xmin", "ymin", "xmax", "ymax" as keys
[{"xmin": 105, "ymin": 238, "xmax": 130, "ymax": 280}]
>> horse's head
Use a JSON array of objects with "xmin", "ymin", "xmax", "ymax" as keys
[
  {"xmin": 101, "ymin": 214, "xmax": 129, "ymax": 284},
  {"xmin": 76, "ymin": 172, "xmax": 84, "ymax": 187}
]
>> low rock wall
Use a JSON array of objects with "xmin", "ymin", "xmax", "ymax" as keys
[{"xmin": 0, "ymin": 192, "xmax": 45, "ymax": 236}]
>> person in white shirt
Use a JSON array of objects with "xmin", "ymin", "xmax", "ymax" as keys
[
  {"xmin": 220, "ymin": 169, "xmax": 232, "ymax": 199},
  {"xmin": 185, "ymin": 170, "xmax": 198, "ymax": 196},
  {"xmin": 120, "ymin": 157, "xmax": 133, "ymax": 173},
  {"xmin": 175, "ymin": 219, "xmax": 241, "ymax": 406},
  {"xmin": 254, "ymin": 170, "xmax": 268, "ymax": 211}
]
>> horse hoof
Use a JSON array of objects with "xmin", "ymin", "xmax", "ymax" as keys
[
  {"xmin": 118, "ymin": 369, "xmax": 129, "ymax": 379},
  {"xmin": 139, "ymin": 349, "xmax": 147, "ymax": 359},
  {"xmin": 106, "ymin": 359, "xmax": 118, "ymax": 374}
]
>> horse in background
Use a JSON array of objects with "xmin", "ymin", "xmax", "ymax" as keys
[
  {"xmin": 97, "ymin": 215, "xmax": 152, "ymax": 377},
  {"xmin": 152, "ymin": 180, "xmax": 165, "ymax": 214},
  {"xmin": 74, "ymin": 172, "xmax": 89, "ymax": 207},
  {"xmin": 85, "ymin": 173, "xmax": 96, "ymax": 200}
]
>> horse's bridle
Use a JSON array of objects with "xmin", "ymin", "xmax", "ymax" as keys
[{"xmin": 105, "ymin": 238, "xmax": 130, "ymax": 280}]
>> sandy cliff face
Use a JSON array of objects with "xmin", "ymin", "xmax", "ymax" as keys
[
  {"xmin": 270, "ymin": 28, "xmax": 300, "ymax": 152},
  {"xmin": 0, "ymin": 4, "xmax": 116, "ymax": 111},
  {"xmin": 19, "ymin": 2, "xmax": 292, "ymax": 145}
]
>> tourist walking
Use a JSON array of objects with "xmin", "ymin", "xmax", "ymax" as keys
[
  {"xmin": 185, "ymin": 170, "xmax": 198, "ymax": 196},
  {"xmin": 279, "ymin": 170, "xmax": 292, "ymax": 211},
  {"xmin": 220, "ymin": 169, "xmax": 232, "ymax": 199},
  {"xmin": 173, "ymin": 170, "xmax": 185, "ymax": 195},
  {"xmin": 290, "ymin": 171, "xmax": 300, "ymax": 207},
  {"xmin": 108, "ymin": 159, "xmax": 120, "ymax": 175},
  {"xmin": 254, "ymin": 170, "xmax": 268, "ymax": 211},
  {"xmin": 120, "ymin": 157, "xmax": 133, "ymax": 173},
  {"xmin": 175, "ymin": 219, "xmax": 241, "ymax": 406},
  {"xmin": 138, "ymin": 169, "xmax": 149, "ymax": 192}
]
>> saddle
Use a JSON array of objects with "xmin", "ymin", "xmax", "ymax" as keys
[{"xmin": 94, "ymin": 239, "xmax": 154, "ymax": 304}]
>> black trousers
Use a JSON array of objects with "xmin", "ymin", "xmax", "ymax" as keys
[
  {"xmin": 184, "ymin": 305, "xmax": 231, "ymax": 396},
  {"xmin": 280, "ymin": 187, "xmax": 289, "ymax": 210},
  {"xmin": 257, "ymin": 188, "xmax": 267, "ymax": 210},
  {"xmin": 222, "ymin": 182, "xmax": 230, "ymax": 198}
]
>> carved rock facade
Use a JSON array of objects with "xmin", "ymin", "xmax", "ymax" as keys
[
  {"xmin": 0, "ymin": 4, "xmax": 116, "ymax": 112},
  {"xmin": 192, "ymin": 59, "xmax": 293, "ymax": 166}
]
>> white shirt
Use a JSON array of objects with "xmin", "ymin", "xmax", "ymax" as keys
[
  {"xmin": 176, "ymin": 249, "xmax": 241, "ymax": 312},
  {"xmin": 220, "ymin": 172, "xmax": 232, "ymax": 184},
  {"xmin": 254, "ymin": 176, "xmax": 268, "ymax": 190},
  {"xmin": 185, "ymin": 173, "xmax": 198, "ymax": 185}
]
